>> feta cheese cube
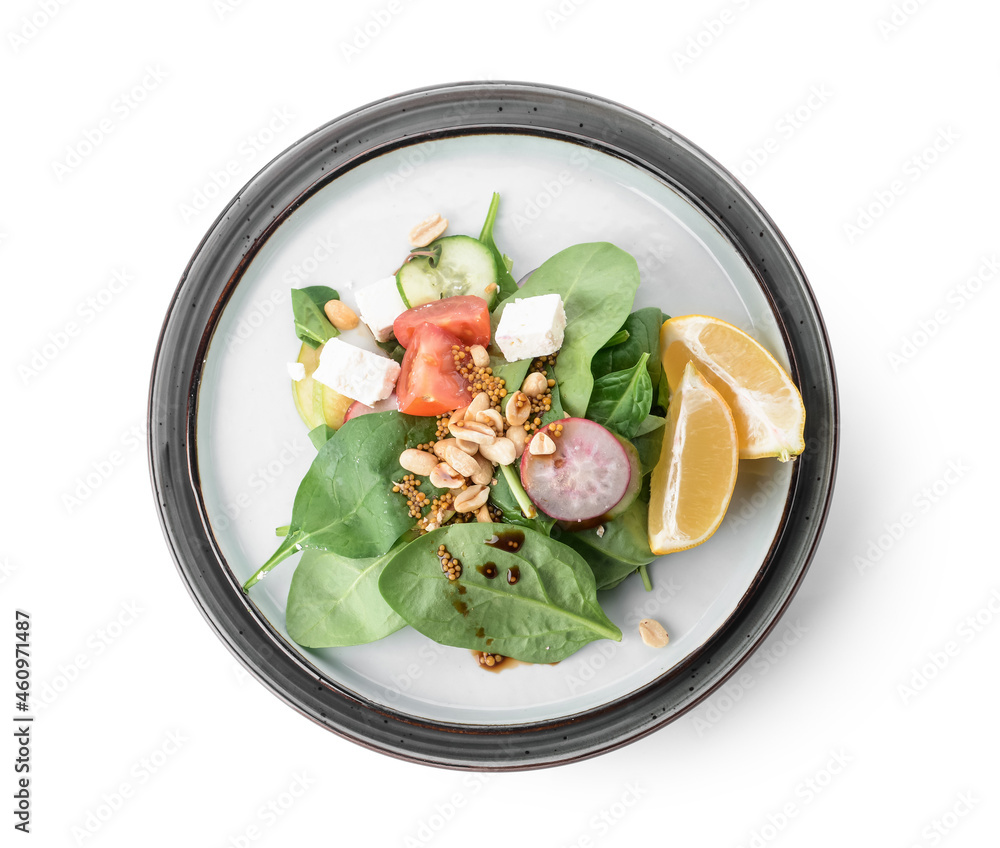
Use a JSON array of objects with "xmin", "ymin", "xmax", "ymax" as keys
[
  {"xmin": 312, "ymin": 338, "xmax": 400, "ymax": 406},
  {"xmin": 355, "ymin": 275, "xmax": 408, "ymax": 342},
  {"xmin": 286, "ymin": 361, "xmax": 306, "ymax": 382},
  {"xmin": 494, "ymin": 293, "xmax": 567, "ymax": 362}
]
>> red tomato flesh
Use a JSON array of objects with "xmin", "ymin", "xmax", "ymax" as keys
[
  {"xmin": 393, "ymin": 295, "xmax": 491, "ymax": 348},
  {"xmin": 395, "ymin": 323, "xmax": 472, "ymax": 416}
]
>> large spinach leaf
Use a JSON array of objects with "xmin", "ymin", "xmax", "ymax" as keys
[
  {"xmin": 491, "ymin": 243, "xmax": 640, "ymax": 418},
  {"xmin": 555, "ymin": 499, "xmax": 657, "ymax": 591},
  {"xmin": 586, "ymin": 353, "xmax": 653, "ymax": 440},
  {"xmin": 591, "ymin": 307, "xmax": 665, "ymax": 388},
  {"xmin": 244, "ymin": 412, "xmax": 427, "ymax": 591},
  {"xmin": 285, "ymin": 545, "xmax": 407, "ymax": 648},
  {"xmin": 378, "ymin": 523, "xmax": 621, "ymax": 662},
  {"xmin": 478, "ymin": 192, "xmax": 519, "ymax": 302},
  {"xmin": 291, "ymin": 286, "xmax": 340, "ymax": 349}
]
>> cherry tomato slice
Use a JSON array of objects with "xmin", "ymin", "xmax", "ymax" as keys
[
  {"xmin": 396, "ymin": 323, "xmax": 472, "ymax": 416},
  {"xmin": 393, "ymin": 295, "xmax": 491, "ymax": 349}
]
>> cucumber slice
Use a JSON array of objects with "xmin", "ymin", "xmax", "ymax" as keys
[
  {"xmin": 396, "ymin": 235, "xmax": 497, "ymax": 308},
  {"xmin": 291, "ymin": 342, "xmax": 352, "ymax": 431}
]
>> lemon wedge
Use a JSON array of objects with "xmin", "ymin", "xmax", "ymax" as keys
[
  {"xmin": 648, "ymin": 362, "xmax": 739, "ymax": 556},
  {"xmin": 661, "ymin": 315, "xmax": 806, "ymax": 461}
]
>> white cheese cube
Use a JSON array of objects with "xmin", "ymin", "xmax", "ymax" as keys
[
  {"xmin": 286, "ymin": 361, "xmax": 306, "ymax": 382},
  {"xmin": 495, "ymin": 293, "xmax": 567, "ymax": 362},
  {"xmin": 312, "ymin": 338, "xmax": 400, "ymax": 406},
  {"xmin": 355, "ymin": 275, "xmax": 408, "ymax": 342}
]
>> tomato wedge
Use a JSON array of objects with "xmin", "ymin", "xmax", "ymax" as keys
[
  {"xmin": 396, "ymin": 323, "xmax": 472, "ymax": 416},
  {"xmin": 392, "ymin": 295, "xmax": 490, "ymax": 349}
]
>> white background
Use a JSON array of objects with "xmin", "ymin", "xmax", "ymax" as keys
[{"xmin": 2, "ymin": 0, "xmax": 997, "ymax": 846}]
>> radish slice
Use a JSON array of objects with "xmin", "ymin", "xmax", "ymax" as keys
[
  {"xmin": 343, "ymin": 394, "xmax": 397, "ymax": 422},
  {"xmin": 520, "ymin": 418, "xmax": 631, "ymax": 523}
]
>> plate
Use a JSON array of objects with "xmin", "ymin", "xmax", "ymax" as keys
[{"xmin": 149, "ymin": 81, "xmax": 838, "ymax": 769}]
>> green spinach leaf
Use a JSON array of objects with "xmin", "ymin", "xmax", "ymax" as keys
[
  {"xmin": 586, "ymin": 353, "xmax": 653, "ymax": 440},
  {"xmin": 492, "ymin": 243, "xmax": 640, "ymax": 418},
  {"xmin": 478, "ymin": 192, "xmax": 519, "ymax": 302},
  {"xmin": 601, "ymin": 328, "xmax": 630, "ymax": 349},
  {"xmin": 307, "ymin": 423, "xmax": 336, "ymax": 450},
  {"xmin": 555, "ymin": 499, "xmax": 656, "ymax": 591},
  {"xmin": 285, "ymin": 545, "xmax": 407, "ymax": 648},
  {"xmin": 378, "ymin": 523, "xmax": 621, "ymax": 662},
  {"xmin": 633, "ymin": 415, "xmax": 665, "ymax": 474},
  {"xmin": 244, "ymin": 412, "xmax": 426, "ymax": 591},
  {"xmin": 591, "ymin": 307, "xmax": 665, "ymax": 389},
  {"xmin": 292, "ymin": 286, "xmax": 340, "ymax": 349}
]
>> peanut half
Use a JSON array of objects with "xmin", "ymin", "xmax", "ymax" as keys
[
  {"xmin": 454, "ymin": 484, "xmax": 490, "ymax": 513},
  {"xmin": 638, "ymin": 619, "xmax": 670, "ymax": 648},
  {"xmin": 409, "ymin": 214, "xmax": 448, "ymax": 247},
  {"xmin": 528, "ymin": 432, "xmax": 556, "ymax": 456},
  {"xmin": 504, "ymin": 391, "xmax": 531, "ymax": 427},
  {"xmin": 323, "ymin": 299, "xmax": 360, "ymax": 331},
  {"xmin": 399, "ymin": 449, "xmax": 438, "ymax": 476}
]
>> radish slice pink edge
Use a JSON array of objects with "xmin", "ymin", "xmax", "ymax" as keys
[{"xmin": 519, "ymin": 418, "xmax": 631, "ymax": 523}]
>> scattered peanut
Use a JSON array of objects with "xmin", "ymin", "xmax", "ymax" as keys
[
  {"xmin": 455, "ymin": 438, "xmax": 480, "ymax": 455},
  {"xmin": 432, "ymin": 439, "xmax": 457, "ymax": 460},
  {"xmin": 408, "ymin": 213, "xmax": 448, "ymax": 247},
  {"xmin": 448, "ymin": 406, "xmax": 467, "ymax": 429},
  {"xmin": 639, "ymin": 619, "xmax": 670, "ymax": 648},
  {"xmin": 449, "ymin": 421, "xmax": 496, "ymax": 445},
  {"xmin": 398, "ymin": 449, "xmax": 439, "ymax": 476},
  {"xmin": 444, "ymin": 445, "xmax": 480, "ymax": 478},
  {"xmin": 465, "ymin": 391, "xmax": 492, "ymax": 419},
  {"xmin": 521, "ymin": 372, "xmax": 548, "ymax": 397},
  {"xmin": 470, "ymin": 345, "xmax": 490, "ymax": 368},
  {"xmin": 528, "ymin": 432, "xmax": 556, "ymax": 456},
  {"xmin": 479, "ymin": 437, "xmax": 517, "ymax": 466},
  {"xmin": 429, "ymin": 462, "xmax": 464, "ymax": 489},
  {"xmin": 475, "ymin": 408, "xmax": 505, "ymax": 434},
  {"xmin": 506, "ymin": 424, "xmax": 527, "ymax": 457},
  {"xmin": 505, "ymin": 391, "xmax": 531, "ymax": 427},
  {"xmin": 475, "ymin": 505, "xmax": 493, "ymax": 523},
  {"xmin": 454, "ymin": 484, "xmax": 490, "ymax": 513},
  {"xmin": 471, "ymin": 454, "xmax": 494, "ymax": 485},
  {"xmin": 323, "ymin": 299, "xmax": 359, "ymax": 331}
]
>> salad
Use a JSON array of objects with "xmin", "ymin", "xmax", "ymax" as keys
[{"xmin": 242, "ymin": 194, "xmax": 806, "ymax": 667}]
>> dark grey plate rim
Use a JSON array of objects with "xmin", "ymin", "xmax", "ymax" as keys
[{"xmin": 148, "ymin": 80, "xmax": 839, "ymax": 770}]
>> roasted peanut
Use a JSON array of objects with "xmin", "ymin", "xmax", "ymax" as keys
[
  {"xmin": 453, "ymin": 484, "xmax": 490, "ymax": 513},
  {"xmin": 479, "ymin": 437, "xmax": 516, "ymax": 466},
  {"xmin": 471, "ymin": 453, "xmax": 494, "ymax": 485},
  {"xmin": 323, "ymin": 299, "xmax": 359, "ymax": 330},
  {"xmin": 475, "ymin": 505, "xmax": 493, "ymax": 523},
  {"xmin": 444, "ymin": 446, "xmax": 480, "ymax": 478},
  {"xmin": 449, "ymin": 420, "xmax": 496, "ymax": 445},
  {"xmin": 399, "ymin": 449, "xmax": 438, "ymax": 476},
  {"xmin": 465, "ymin": 391, "xmax": 492, "ymax": 419},
  {"xmin": 521, "ymin": 372, "xmax": 548, "ymax": 397},
  {"xmin": 506, "ymin": 425, "xmax": 527, "ymax": 457},
  {"xmin": 475, "ymin": 408, "xmax": 505, "ymax": 434},
  {"xmin": 639, "ymin": 619, "xmax": 670, "ymax": 648},
  {"xmin": 528, "ymin": 432, "xmax": 556, "ymax": 456},
  {"xmin": 408, "ymin": 214, "xmax": 448, "ymax": 247},
  {"xmin": 429, "ymin": 462, "xmax": 464, "ymax": 489},
  {"xmin": 504, "ymin": 391, "xmax": 530, "ymax": 427},
  {"xmin": 470, "ymin": 345, "xmax": 490, "ymax": 367}
]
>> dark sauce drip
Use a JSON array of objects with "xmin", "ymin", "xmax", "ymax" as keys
[
  {"xmin": 451, "ymin": 597, "xmax": 469, "ymax": 616},
  {"xmin": 485, "ymin": 529, "xmax": 525, "ymax": 552},
  {"xmin": 506, "ymin": 566, "xmax": 520, "ymax": 585},
  {"xmin": 477, "ymin": 562, "xmax": 499, "ymax": 579},
  {"xmin": 475, "ymin": 627, "xmax": 485, "ymax": 638}
]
